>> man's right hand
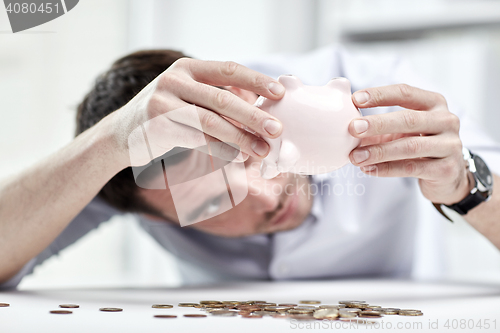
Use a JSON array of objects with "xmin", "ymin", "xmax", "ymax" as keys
[{"xmin": 112, "ymin": 58, "xmax": 285, "ymax": 167}]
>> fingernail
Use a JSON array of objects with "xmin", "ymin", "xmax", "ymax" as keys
[
  {"xmin": 251, "ymin": 140, "xmax": 269, "ymax": 156},
  {"xmin": 353, "ymin": 149, "xmax": 369, "ymax": 163},
  {"xmin": 354, "ymin": 91, "xmax": 370, "ymax": 105},
  {"xmin": 264, "ymin": 119, "xmax": 282, "ymax": 135},
  {"xmin": 268, "ymin": 82, "xmax": 285, "ymax": 95},
  {"xmin": 353, "ymin": 119, "xmax": 369, "ymax": 134},
  {"xmin": 361, "ymin": 165, "xmax": 376, "ymax": 172}
]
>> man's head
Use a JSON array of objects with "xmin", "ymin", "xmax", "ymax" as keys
[{"xmin": 77, "ymin": 50, "xmax": 313, "ymax": 237}]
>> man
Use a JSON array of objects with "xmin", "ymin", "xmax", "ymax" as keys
[{"xmin": 1, "ymin": 46, "xmax": 499, "ymax": 287}]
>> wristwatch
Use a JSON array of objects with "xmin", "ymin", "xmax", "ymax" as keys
[{"xmin": 433, "ymin": 147, "xmax": 494, "ymax": 222}]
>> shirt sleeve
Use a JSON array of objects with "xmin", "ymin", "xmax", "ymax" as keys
[{"xmin": 0, "ymin": 196, "xmax": 121, "ymax": 289}]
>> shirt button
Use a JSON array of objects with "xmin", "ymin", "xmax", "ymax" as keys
[{"xmin": 277, "ymin": 262, "xmax": 290, "ymax": 276}]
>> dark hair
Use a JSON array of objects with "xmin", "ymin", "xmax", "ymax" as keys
[{"xmin": 76, "ymin": 49, "xmax": 189, "ymax": 215}]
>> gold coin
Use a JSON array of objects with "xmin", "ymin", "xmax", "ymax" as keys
[
  {"xmin": 178, "ymin": 303, "xmax": 199, "ymax": 307},
  {"xmin": 154, "ymin": 314, "xmax": 177, "ymax": 318},
  {"xmin": 152, "ymin": 304, "xmax": 173, "ymax": 309},
  {"xmin": 380, "ymin": 308, "xmax": 400, "ymax": 315},
  {"xmin": 0, "ymin": 303, "xmax": 10, "ymax": 307},
  {"xmin": 210, "ymin": 310, "xmax": 238, "ymax": 317},
  {"xmin": 99, "ymin": 307, "xmax": 123, "ymax": 312},
  {"xmin": 399, "ymin": 309, "xmax": 423, "ymax": 316},
  {"xmin": 299, "ymin": 300, "xmax": 321, "ymax": 304},
  {"xmin": 184, "ymin": 314, "xmax": 207, "ymax": 318},
  {"xmin": 204, "ymin": 303, "xmax": 227, "ymax": 308},
  {"xmin": 200, "ymin": 300, "xmax": 221, "ymax": 305},
  {"xmin": 366, "ymin": 305, "xmax": 381, "ymax": 309},
  {"xmin": 278, "ymin": 303, "xmax": 297, "ymax": 307},
  {"xmin": 50, "ymin": 310, "xmax": 72, "ymax": 314},
  {"xmin": 59, "ymin": 304, "xmax": 79, "ymax": 309},
  {"xmin": 247, "ymin": 300, "xmax": 267, "ymax": 304}
]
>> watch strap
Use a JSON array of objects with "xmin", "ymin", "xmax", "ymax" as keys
[{"xmin": 446, "ymin": 189, "xmax": 487, "ymax": 215}]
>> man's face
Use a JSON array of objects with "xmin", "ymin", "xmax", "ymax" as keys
[
  {"xmin": 140, "ymin": 157, "xmax": 313, "ymax": 237},
  {"xmin": 138, "ymin": 87, "xmax": 314, "ymax": 237}
]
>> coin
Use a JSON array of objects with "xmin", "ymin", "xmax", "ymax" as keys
[
  {"xmin": 59, "ymin": 304, "xmax": 79, "ymax": 308},
  {"xmin": 339, "ymin": 300, "xmax": 366, "ymax": 305},
  {"xmin": 278, "ymin": 303, "xmax": 297, "ymax": 307},
  {"xmin": 299, "ymin": 300, "xmax": 321, "ymax": 304},
  {"xmin": 179, "ymin": 303, "xmax": 199, "ymax": 307},
  {"xmin": 200, "ymin": 300, "xmax": 221, "ymax": 304},
  {"xmin": 289, "ymin": 309, "xmax": 314, "ymax": 315},
  {"xmin": 154, "ymin": 314, "xmax": 177, "ymax": 318},
  {"xmin": 319, "ymin": 305, "xmax": 345, "ymax": 309},
  {"xmin": 152, "ymin": 304, "xmax": 173, "ymax": 309},
  {"xmin": 99, "ymin": 307, "xmax": 123, "ymax": 312},
  {"xmin": 366, "ymin": 305, "xmax": 381, "ymax": 309},
  {"xmin": 50, "ymin": 310, "xmax": 72, "ymax": 314},
  {"xmin": 184, "ymin": 314, "xmax": 207, "ymax": 318},
  {"xmin": 345, "ymin": 302, "xmax": 369, "ymax": 309},
  {"xmin": 247, "ymin": 300, "xmax": 267, "ymax": 304},
  {"xmin": 294, "ymin": 306, "xmax": 317, "ymax": 309},
  {"xmin": 313, "ymin": 308, "xmax": 339, "ymax": 319},
  {"xmin": 359, "ymin": 310, "xmax": 383, "ymax": 318},
  {"xmin": 204, "ymin": 303, "xmax": 227, "ymax": 308},
  {"xmin": 380, "ymin": 308, "xmax": 400, "ymax": 315},
  {"xmin": 339, "ymin": 311, "xmax": 357, "ymax": 318},
  {"xmin": 264, "ymin": 306, "xmax": 292, "ymax": 312},
  {"xmin": 399, "ymin": 309, "xmax": 423, "ymax": 316},
  {"xmin": 210, "ymin": 310, "xmax": 238, "ymax": 317},
  {"xmin": 0, "ymin": 303, "xmax": 10, "ymax": 307},
  {"xmin": 340, "ymin": 308, "xmax": 361, "ymax": 313}
]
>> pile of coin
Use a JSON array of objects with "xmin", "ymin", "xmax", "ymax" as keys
[
  {"xmin": 170, "ymin": 300, "xmax": 423, "ymax": 320},
  {"xmin": 1, "ymin": 300, "xmax": 423, "ymax": 320}
]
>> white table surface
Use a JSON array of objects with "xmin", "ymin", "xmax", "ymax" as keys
[{"xmin": 1, "ymin": 279, "xmax": 499, "ymax": 333}]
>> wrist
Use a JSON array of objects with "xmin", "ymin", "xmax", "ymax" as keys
[{"xmin": 89, "ymin": 111, "xmax": 130, "ymax": 173}]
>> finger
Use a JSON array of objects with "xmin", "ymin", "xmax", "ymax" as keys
[
  {"xmin": 352, "ymin": 84, "xmax": 447, "ymax": 111},
  {"xmin": 178, "ymin": 81, "xmax": 283, "ymax": 138},
  {"xmin": 350, "ymin": 135, "xmax": 458, "ymax": 166},
  {"xmin": 176, "ymin": 58, "xmax": 285, "ymax": 100},
  {"xmin": 358, "ymin": 133, "xmax": 407, "ymax": 147},
  {"xmin": 359, "ymin": 157, "xmax": 456, "ymax": 181},
  {"xmin": 349, "ymin": 109, "xmax": 459, "ymax": 138},
  {"xmin": 167, "ymin": 105, "xmax": 270, "ymax": 158}
]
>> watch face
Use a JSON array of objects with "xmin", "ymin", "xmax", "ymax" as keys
[{"xmin": 473, "ymin": 155, "xmax": 493, "ymax": 187}]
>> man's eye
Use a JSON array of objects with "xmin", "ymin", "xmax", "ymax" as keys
[{"xmin": 205, "ymin": 196, "xmax": 222, "ymax": 215}]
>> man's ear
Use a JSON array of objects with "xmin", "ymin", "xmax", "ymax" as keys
[{"xmin": 224, "ymin": 86, "xmax": 259, "ymax": 104}]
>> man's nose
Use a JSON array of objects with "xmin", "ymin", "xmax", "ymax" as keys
[{"xmin": 248, "ymin": 179, "xmax": 281, "ymax": 213}]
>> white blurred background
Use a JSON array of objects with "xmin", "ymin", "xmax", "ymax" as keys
[{"xmin": 1, "ymin": 0, "xmax": 500, "ymax": 289}]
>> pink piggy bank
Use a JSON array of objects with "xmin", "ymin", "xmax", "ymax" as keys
[{"xmin": 255, "ymin": 75, "xmax": 361, "ymax": 179}]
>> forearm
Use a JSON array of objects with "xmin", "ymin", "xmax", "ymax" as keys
[
  {"xmin": 463, "ymin": 173, "xmax": 500, "ymax": 250},
  {"xmin": 0, "ymin": 112, "xmax": 126, "ymax": 283}
]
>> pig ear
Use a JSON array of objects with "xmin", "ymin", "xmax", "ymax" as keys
[
  {"xmin": 278, "ymin": 75, "xmax": 303, "ymax": 90},
  {"xmin": 327, "ymin": 77, "xmax": 351, "ymax": 94}
]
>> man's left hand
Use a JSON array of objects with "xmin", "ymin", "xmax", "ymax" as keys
[{"xmin": 348, "ymin": 84, "xmax": 471, "ymax": 205}]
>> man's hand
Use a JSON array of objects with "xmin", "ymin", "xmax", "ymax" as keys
[
  {"xmin": 113, "ymin": 59, "xmax": 285, "ymax": 167},
  {"xmin": 348, "ymin": 84, "xmax": 471, "ymax": 205}
]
